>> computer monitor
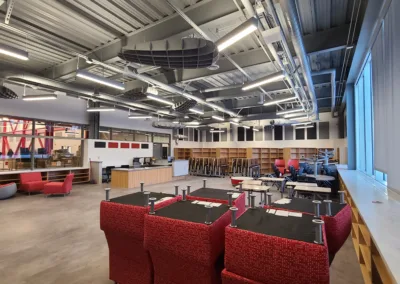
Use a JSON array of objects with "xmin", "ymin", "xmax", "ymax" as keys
[
  {"xmin": 20, "ymin": 148, "xmax": 30, "ymax": 155},
  {"xmin": 38, "ymin": 148, "xmax": 46, "ymax": 155}
]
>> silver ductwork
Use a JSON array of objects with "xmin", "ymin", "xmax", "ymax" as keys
[
  {"xmin": 280, "ymin": 0, "xmax": 319, "ymax": 119},
  {"xmin": 0, "ymin": 67, "xmax": 177, "ymax": 116}
]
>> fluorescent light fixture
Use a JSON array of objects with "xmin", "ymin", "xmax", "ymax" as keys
[
  {"xmin": 99, "ymin": 130, "xmax": 109, "ymax": 133},
  {"xmin": 296, "ymin": 125, "xmax": 314, "ymax": 129},
  {"xmin": 216, "ymin": 17, "xmax": 258, "ymax": 52},
  {"xmin": 128, "ymin": 115, "xmax": 152, "ymax": 119},
  {"xmin": 22, "ymin": 94, "xmax": 57, "ymax": 101},
  {"xmin": 187, "ymin": 121, "xmax": 200, "ymax": 125},
  {"xmin": 242, "ymin": 71, "xmax": 286, "ymax": 91},
  {"xmin": 87, "ymin": 106, "xmax": 115, "ymax": 112},
  {"xmin": 189, "ymin": 108, "xmax": 204, "ymax": 115},
  {"xmin": 157, "ymin": 110, "xmax": 171, "ymax": 115},
  {"xmin": 230, "ymin": 121, "xmax": 240, "ymax": 126},
  {"xmin": 277, "ymin": 107, "xmax": 304, "ymax": 116},
  {"xmin": 292, "ymin": 122, "xmax": 312, "ymax": 126},
  {"xmin": 145, "ymin": 86, "xmax": 158, "ymax": 96},
  {"xmin": 289, "ymin": 116, "xmax": 309, "ymax": 121},
  {"xmin": 186, "ymin": 125, "xmax": 199, "ymax": 128},
  {"xmin": 253, "ymin": 128, "xmax": 259, "ymax": 132},
  {"xmin": 210, "ymin": 129, "xmax": 225, "ymax": 133},
  {"xmin": 283, "ymin": 112, "xmax": 309, "ymax": 118},
  {"xmin": 212, "ymin": 115, "xmax": 224, "ymax": 121},
  {"xmin": 346, "ymin": 45, "xmax": 354, "ymax": 50},
  {"xmin": 147, "ymin": 94, "xmax": 175, "ymax": 107},
  {"xmin": 0, "ymin": 43, "xmax": 29, "ymax": 61},
  {"xmin": 264, "ymin": 96, "xmax": 296, "ymax": 106},
  {"xmin": 184, "ymin": 115, "xmax": 189, "ymax": 118},
  {"xmin": 172, "ymin": 121, "xmax": 179, "ymax": 124},
  {"xmin": 242, "ymin": 125, "xmax": 250, "ymax": 129},
  {"xmin": 76, "ymin": 70, "xmax": 125, "ymax": 90}
]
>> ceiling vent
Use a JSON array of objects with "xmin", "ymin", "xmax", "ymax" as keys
[
  {"xmin": 174, "ymin": 99, "xmax": 197, "ymax": 113},
  {"xmin": 119, "ymin": 38, "xmax": 218, "ymax": 69},
  {"xmin": 152, "ymin": 121, "xmax": 185, "ymax": 129},
  {"xmin": 0, "ymin": 86, "xmax": 18, "ymax": 99}
]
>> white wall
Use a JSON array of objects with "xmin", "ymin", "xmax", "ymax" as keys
[
  {"xmin": 1, "ymin": 83, "xmax": 89, "ymax": 124},
  {"xmin": 84, "ymin": 139, "xmax": 153, "ymax": 168}
]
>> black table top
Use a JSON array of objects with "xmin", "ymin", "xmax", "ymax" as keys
[
  {"xmin": 236, "ymin": 208, "xmax": 322, "ymax": 244},
  {"xmin": 190, "ymin": 187, "xmax": 238, "ymax": 201},
  {"xmin": 110, "ymin": 192, "xmax": 175, "ymax": 207},
  {"xmin": 272, "ymin": 198, "xmax": 346, "ymax": 217},
  {"xmin": 155, "ymin": 200, "xmax": 230, "ymax": 224}
]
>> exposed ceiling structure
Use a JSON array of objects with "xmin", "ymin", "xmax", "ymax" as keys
[{"xmin": 0, "ymin": 0, "xmax": 366, "ymax": 126}]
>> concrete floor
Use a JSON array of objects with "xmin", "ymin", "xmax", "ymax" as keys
[{"xmin": 0, "ymin": 176, "xmax": 363, "ymax": 284}]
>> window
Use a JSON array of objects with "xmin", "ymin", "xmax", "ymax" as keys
[
  {"xmin": 264, "ymin": 126, "xmax": 272, "ymax": 140},
  {"xmin": 212, "ymin": 129, "xmax": 220, "ymax": 142},
  {"xmin": 307, "ymin": 123, "xmax": 317, "ymax": 140},
  {"xmin": 295, "ymin": 128, "xmax": 305, "ymax": 140},
  {"xmin": 274, "ymin": 125, "xmax": 283, "ymax": 140},
  {"xmin": 237, "ymin": 127, "xmax": 245, "ymax": 141},
  {"xmin": 246, "ymin": 127, "xmax": 254, "ymax": 141},
  {"xmin": 284, "ymin": 125, "xmax": 293, "ymax": 140},
  {"xmin": 319, "ymin": 122, "xmax": 330, "ymax": 139}
]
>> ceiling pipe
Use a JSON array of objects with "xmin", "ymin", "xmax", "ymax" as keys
[
  {"xmin": 279, "ymin": 0, "xmax": 319, "ymax": 119},
  {"xmin": 200, "ymin": 84, "xmax": 243, "ymax": 93},
  {"xmin": 312, "ymin": 69, "xmax": 336, "ymax": 117},
  {"xmin": 238, "ymin": 0, "xmax": 307, "ymax": 112},
  {"xmin": 0, "ymin": 67, "xmax": 177, "ymax": 117}
]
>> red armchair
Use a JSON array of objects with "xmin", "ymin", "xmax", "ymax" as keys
[
  {"xmin": 287, "ymin": 159, "xmax": 299, "ymax": 170},
  {"xmin": 274, "ymin": 159, "xmax": 286, "ymax": 175},
  {"xmin": 19, "ymin": 172, "xmax": 48, "ymax": 194},
  {"xmin": 43, "ymin": 174, "xmax": 74, "ymax": 196}
]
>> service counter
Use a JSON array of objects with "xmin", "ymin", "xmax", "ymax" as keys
[{"xmin": 111, "ymin": 166, "xmax": 173, "ymax": 188}]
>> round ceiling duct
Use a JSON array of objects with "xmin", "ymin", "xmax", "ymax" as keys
[
  {"xmin": 174, "ymin": 99, "xmax": 197, "ymax": 112},
  {"xmin": 119, "ymin": 38, "xmax": 218, "ymax": 69},
  {"xmin": 152, "ymin": 121, "xmax": 185, "ymax": 129},
  {"xmin": 0, "ymin": 86, "xmax": 18, "ymax": 99}
]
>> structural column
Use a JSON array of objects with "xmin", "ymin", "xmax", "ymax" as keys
[
  {"xmin": 88, "ymin": 101, "xmax": 100, "ymax": 139},
  {"xmin": 346, "ymin": 84, "xmax": 356, "ymax": 170}
]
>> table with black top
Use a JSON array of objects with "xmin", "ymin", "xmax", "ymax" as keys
[
  {"xmin": 267, "ymin": 197, "xmax": 352, "ymax": 256},
  {"xmin": 223, "ymin": 207, "xmax": 330, "ymax": 284},
  {"xmin": 187, "ymin": 187, "xmax": 246, "ymax": 215},
  {"xmin": 100, "ymin": 191, "xmax": 179, "ymax": 284},
  {"xmin": 144, "ymin": 200, "xmax": 231, "ymax": 284}
]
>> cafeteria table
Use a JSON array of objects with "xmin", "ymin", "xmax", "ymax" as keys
[
  {"xmin": 223, "ymin": 207, "xmax": 329, "ymax": 284},
  {"xmin": 235, "ymin": 184, "xmax": 271, "ymax": 206},
  {"xmin": 266, "ymin": 197, "xmax": 351, "ymax": 257},
  {"xmin": 187, "ymin": 187, "xmax": 246, "ymax": 216},
  {"xmin": 100, "ymin": 191, "xmax": 178, "ymax": 284},
  {"xmin": 144, "ymin": 200, "xmax": 231, "ymax": 284},
  {"xmin": 306, "ymin": 174, "xmax": 336, "ymax": 187},
  {"xmin": 292, "ymin": 184, "xmax": 331, "ymax": 200}
]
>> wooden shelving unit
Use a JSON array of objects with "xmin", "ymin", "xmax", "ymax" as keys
[
  {"xmin": 0, "ymin": 168, "xmax": 90, "ymax": 187},
  {"xmin": 249, "ymin": 148, "xmax": 284, "ymax": 175},
  {"xmin": 283, "ymin": 148, "xmax": 317, "ymax": 161},
  {"xmin": 174, "ymin": 148, "xmax": 192, "ymax": 159},
  {"xmin": 339, "ymin": 176, "xmax": 395, "ymax": 284}
]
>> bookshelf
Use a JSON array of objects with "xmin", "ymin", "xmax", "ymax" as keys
[
  {"xmin": 339, "ymin": 176, "xmax": 395, "ymax": 284},
  {"xmin": 249, "ymin": 148, "xmax": 284, "ymax": 175}
]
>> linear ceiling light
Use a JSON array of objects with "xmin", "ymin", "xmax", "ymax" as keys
[
  {"xmin": 283, "ymin": 112, "xmax": 310, "ymax": 118},
  {"xmin": 292, "ymin": 122, "xmax": 312, "ymax": 126},
  {"xmin": 230, "ymin": 121, "xmax": 240, "ymax": 126},
  {"xmin": 289, "ymin": 116, "xmax": 309, "ymax": 121},
  {"xmin": 212, "ymin": 115, "xmax": 224, "ymax": 121},
  {"xmin": 242, "ymin": 125, "xmax": 250, "ymax": 129},
  {"xmin": 99, "ymin": 130, "xmax": 110, "ymax": 133},
  {"xmin": 242, "ymin": 71, "xmax": 286, "ymax": 91},
  {"xmin": 186, "ymin": 125, "xmax": 199, "ymax": 128},
  {"xmin": 128, "ymin": 115, "xmax": 152, "ymax": 119},
  {"xmin": 172, "ymin": 121, "xmax": 179, "ymax": 124},
  {"xmin": 216, "ymin": 17, "xmax": 258, "ymax": 52},
  {"xmin": 0, "ymin": 43, "xmax": 29, "ymax": 61},
  {"xmin": 87, "ymin": 106, "xmax": 115, "ymax": 112},
  {"xmin": 210, "ymin": 129, "xmax": 225, "ymax": 133},
  {"xmin": 277, "ymin": 107, "xmax": 304, "ymax": 116},
  {"xmin": 146, "ymin": 94, "xmax": 175, "ymax": 107},
  {"xmin": 22, "ymin": 94, "xmax": 57, "ymax": 101},
  {"xmin": 264, "ymin": 96, "xmax": 296, "ymax": 106},
  {"xmin": 76, "ymin": 70, "xmax": 125, "ymax": 90},
  {"xmin": 189, "ymin": 108, "xmax": 204, "ymax": 115},
  {"xmin": 296, "ymin": 125, "xmax": 314, "ymax": 129},
  {"xmin": 187, "ymin": 121, "xmax": 200, "ymax": 125},
  {"xmin": 157, "ymin": 110, "xmax": 171, "ymax": 115},
  {"xmin": 253, "ymin": 128, "xmax": 259, "ymax": 132}
]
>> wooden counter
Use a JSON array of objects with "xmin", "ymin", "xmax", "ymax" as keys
[{"xmin": 111, "ymin": 166, "xmax": 173, "ymax": 189}]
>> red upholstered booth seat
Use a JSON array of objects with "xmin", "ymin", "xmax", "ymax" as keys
[
  {"xmin": 287, "ymin": 159, "xmax": 299, "ymax": 170},
  {"xmin": 19, "ymin": 172, "xmax": 48, "ymax": 193},
  {"xmin": 100, "ymin": 196, "xmax": 178, "ymax": 284},
  {"xmin": 274, "ymin": 159, "xmax": 286, "ymax": 175},
  {"xmin": 222, "ymin": 269, "xmax": 263, "ymax": 284},
  {"xmin": 144, "ymin": 209, "xmax": 231, "ymax": 284},
  {"xmin": 224, "ymin": 226, "xmax": 329, "ymax": 284},
  {"xmin": 187, "ymin": 192, "xmax": 246, "ymax": 217},
  {"xmin": 43, "ymin": 174, "xmax": 74, "ymax": 196}
]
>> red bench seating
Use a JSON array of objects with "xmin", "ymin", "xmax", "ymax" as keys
[
  {"xmin": 19, "ymin": 172, "xmax": 48, "ymax": 194},
  {"xmin": 43, "ymin": 174, "xmax": 74, "ymax": 196},
  {"xmin": 100, "ymin": 196, "xmax": 178, "ymax": 284}
]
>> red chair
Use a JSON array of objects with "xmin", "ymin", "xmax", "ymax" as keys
[
  {"xmin": 287, "ymin": 159, "xmax": 299, "ymax": 171},
  {"xmin": 274, "ymin": 159, "xmax": 286, "ymax": 175},
  {"xmin": 100, "ymin": 195, "xmax": 178, "ymax": 284},
  {"xmin": 43, "ymin": 174, "xmax": 74, "ymax": 196},
  {"xmin": 19, "ymin": 172, "xmax": 49, "ymax": 194}
]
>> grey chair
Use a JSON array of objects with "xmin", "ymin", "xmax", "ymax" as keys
[{"xmin": 0, "ymin": 183, "xmax": 17, "ymax": 200}]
